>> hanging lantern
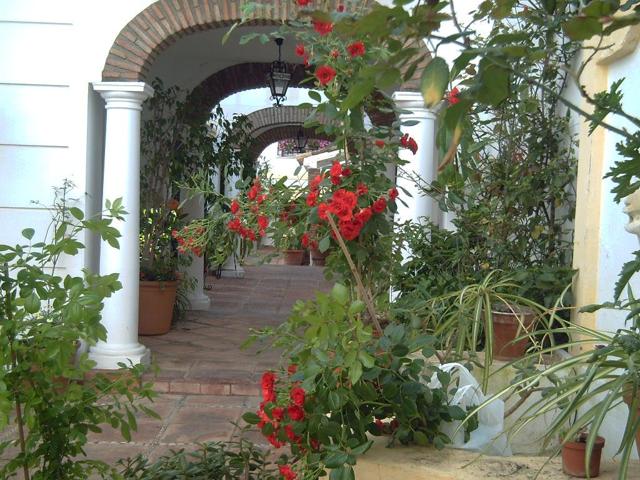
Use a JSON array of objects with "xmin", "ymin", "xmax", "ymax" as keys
[
  {"xmin": 266, "ymin": 38, "xmax": 291, "ymax": 107},
  {"xmin": 295, "ymin": 128, "xmax": 308, "ymax": 153}
]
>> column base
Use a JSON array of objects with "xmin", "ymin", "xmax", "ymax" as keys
[
  {"xmin": 221, "ymin": 266, "xmax": 245, "ymax": 278},
  {"xmin": 89, "ymin": 342, "xmax": 151, "ymax": 370},
  {"xmin": 187, "ymin": 291, "xmax": 211, "ymax": 310}
]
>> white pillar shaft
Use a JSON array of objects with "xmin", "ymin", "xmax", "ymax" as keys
[
  {"xmin": 181, "ymin": 190, "xmax": 210, "ymax": 310},
  {"xmin": 90, "ymin": 82, "xmax": 153, "ymax": 369},
  {"xmin": 393, "ymin": 91, "xmax": 437, "ymax": 225}
]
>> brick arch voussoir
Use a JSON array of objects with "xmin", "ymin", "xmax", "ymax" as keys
[{"xmin": 101, "ymin": 0, "xmax": 373, "ymax": 82}]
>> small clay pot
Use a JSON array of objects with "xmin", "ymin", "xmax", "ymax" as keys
[
  {"xmin": 282, "ymin": 249, "xmax": 305, "ymax": 265},
  {"xmin": 491, "ymin": 305, "xmax": 536, "ymax": 360},
  {"xmin": 310, "ymin": 248, "xmax": 327, "ymax": 266},
  {"xmin": 562, "ymin": 436, "xmax": 605, "ymax": 477},
  {"xmin": 139, "ymin": 280, "xmax": 178, "ymax": 335}
]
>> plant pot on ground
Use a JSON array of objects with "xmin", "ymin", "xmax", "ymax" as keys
[
  {"xmin": 562, "ymin": 433, "xmax": 605, "ymax": 478},
  {"xmin": 282, "ymin": 249, "xmax": 305, "ymax": 266},
  {"xmin": 310, "ymin": 247, "xmax": 328, "ymax": 266},
  {"xmin": 492, "ymin": 304, "xmax": 537, "ymax": 360},
  {"xmin": 139, "ymin": 280, "xmax": 178, "ymax": 335}
]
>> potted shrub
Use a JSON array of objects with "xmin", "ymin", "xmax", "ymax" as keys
[{"xmin": 562, "ymin": 429, "xmax": 605, "ymax": 478}]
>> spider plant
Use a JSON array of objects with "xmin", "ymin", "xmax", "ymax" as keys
[
  {"xmin": 463, "ymin": 301, "xmax": 640, "ymax": 479},
  {"xmin": 421, "ymin": 271, "xmax": 549, "ymax": 391}
]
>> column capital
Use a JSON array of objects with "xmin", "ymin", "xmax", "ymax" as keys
[
  {"xmin": 392, "ymin": 91, "xmax": 438, "ymax": 120},
  {"xmin": 92, "ymin": 82, "xmax": 154, "ymax": 111}
]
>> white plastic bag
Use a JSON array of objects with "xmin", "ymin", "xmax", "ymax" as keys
[{"xmin": 427, "ymin": 362, "xmax": 512, "ymax": 456}]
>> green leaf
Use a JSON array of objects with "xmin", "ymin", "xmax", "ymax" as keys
[
  {"xmin": 308, "ymin": 90, "xmax": 322, "ymax": 102},
  {"xmin": 342, "ymin": 78, "xmax": 375, "ymax": 110},
  {"xmin": 421, "ymin": 57, "xmax": 449, "ymax": 108},
  {"xmin": 319, "ymin": 236, "xmax": 331, "ymax": 253},
  {"xmin": 21, "ymin": 228, "xmax": 35, "ymax": 240},
  {"xmin": 477, "ymin": 61, "xmax": 510, "ymax": 106},
  {"xmin": 348, "ymin": 300, "xmax": 366, "ymax": 315},
  {"xmin": 329, "ymin": 465, "xmax": 355, "ymax": 480},
  {"xmin": 242, "ymin": 412, "xmax": 261, "ymax": 424},
  {"xmin": 350, "ymin": 440, "xmax": 373, "ymax": 455},
  {"xmin": 69, "ymin": 207, "xmax": 84, "ymax": 220},
  {"xmin": 348, "ymin": 361, "xmax": 363, "ymax": 384},
  {"xmin": 331, "ymin": 283, "xmax": 349, "ymax": 305},
  {"xmin": 414, "ymin": 431, "xmax": 429, "ymax": 446},
  {"xmin": 24, "ymin": 291, "xmax": 40, "ymax": 314},
  {"xmin": 562, "ymin": 16, "xmax": 602, "ymax": 41},
  {"xmin": 325, "ymin": 451, "xmax": 350, "ymax": 469}
]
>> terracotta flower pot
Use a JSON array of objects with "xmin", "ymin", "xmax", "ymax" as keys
[
  {"xmin": 139, "ymin": 280, "xmax": 178, "ymax": 335},
  {"xmin": 623, "ymin": 390, "xmax": 640, "ymax": 460},
  {"xmin": 562, "ymin": 436, "xmax": 605, "ymax": 478},
  {"xmin": 310, "ymin": 248, "xmax": 328, "ymax": 266},
  {"xmin": 491, "ymin": 305, "xmax": 536, "ymax": 360},
  {"xmin": 282, "ymin": 249, "xmax": 305, "ymax": 266}
]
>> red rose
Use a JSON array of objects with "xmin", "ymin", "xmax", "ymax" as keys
[
  {"xmin": 347, "ymin": 41, "xmax": 366, "ymax": 58},
  {"xmin": 356, "ymin": 207, "xmax": 372, "ymax": 223},
  {"xmin": 228, "ymin": 218, "xmax": 242, "ymax": 232},
  {"xmin": 328, "ymin": 189, "xmax": 357, "ymax": 220},
  {"xmin": 258, "ymin": 215, "xmax": 269, "ymax": 230},
  {"xmin": 290, "ymin": 386, "xmax": 306, "ymax": 406},
  {"xmin": 268, "ymin": 433, "xmax": 284, "ymax": 448},
  {"xmin": 356, "ymin": 183, "xmax": 369, "ymax": 196},
  {"xmin": 330, "ymin": 161, "xmax": 342, "ymax": 177},
  {"xmin": 339, "ymin": 217, "xmax": 364, "ymax": 240},
  {"xmin": 310, "ymin": 174, "xmax": 323, "ymax": 190},
  {"xmin": 388, "ymin": 187, "xmax": 399, "ymax": 200},
  {"xmin": 306, "ymin": 190, "xmax": 318, "ymax": 207},
  {"xmin": 447, "ymin": 86, "xmax": 460, "ymax": 105},
  {"xmin": 295, "ymin": 43, "xmax": 306, "ymax": 57},
  {"xmin": 375, "ymin": 139, "xmax": 385, "ymax": 148},
  {"xmin": 318, "ymin": 202, "xmax": 329, "ymax": 220},
  {"xmin": 279, "ymin": 464, "xmax": 297, "ymax": 480},
  {"xmin": 284, "ymin": 424, "xmax": 301, "ymax": 443},
  {"xmin": 231, "ymin": 199, "xmax": 240, "ymax": 214},
  {"xmin": 287, "ymin": 404, "xmax": 305, "ymax": 421},
  {"xmin": 301, "ymin": 232, "xmax": 310, "ymax": 248},
  {"xmin": 296, "ymin": 0, "xmax": 310, "ymax": 6},
  {"xmin": 341, "ymin": 167, "xmax": 352, "ymax": 177},
  {"xmin": 315, "ymin": 64, "xmax": 337, "ymax": 85},
  {"xmin": 261, "ymin": 371, "xmax": 276, "ymax": 390},
  {"xmin": 312, "ymin": 19, "xmax": 333, "ymax": 36},
  {"xmin": 272, "ymin": 407, "xmax": 284, "ymax": 421},
  {"xmin": 372, "ymin": 197, "xmax": 387, "ymax": 214}
]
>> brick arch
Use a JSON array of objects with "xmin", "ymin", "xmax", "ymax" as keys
[
  {"xmin": 245, "ymin": 106, "xmax": 332, "ymax": 136},
  {"xmin": 250, "ymin": 125, "xmax": 333, "ymax": 161},
  {"xmin": 101, "ymin": 0, "xmax": 373, "ymax": 81}
]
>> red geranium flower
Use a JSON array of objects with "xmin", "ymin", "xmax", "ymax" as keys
[
  {"xmin": 279, "ymin": 464, "xmax": 297, "ymax": 480},
  {"xmin": 315, "ymin": 64, "xmax": 337, "ymax": 85},
  {"xmin": 372, "ymin": 197, "xmax": 387, "ymax": 214},
  {"xmin": 388, "ymin": 187, "xmax": 399, "ymax": 200},
  {"xmin": 295, "ymin": 43, "xmax": 306, "ymax": 57},
  {"xmin": 356, "ymin": 183, "xmax": 368, "ymax": 196},
  {"xmin": 447, "ymin": 86, "xmax": 460, "ymax": 105},
  {"xmin": 347, "ymin": 41, "xmax": 366, "ymax": 58},
  {"xmin": 312, "ymin": 19, "xmax": 333, "ymax": 36},
  {"xmin": 375, "ymin": 139, "xmax": 385, "ymax": 148},
  {"xmin": 288, "ymin": 404, "xmax": 305, "ymax": 421},
  {"xmin": 290, "ymin": 386, "xmax": 306, "ymax": 406}
]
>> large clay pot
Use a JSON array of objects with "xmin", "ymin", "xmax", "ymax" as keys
[
  {"xmin": 562, "ymin": 436, "xmax": 605, "ymax": 477},
  {"xmin": 310, "ymin": 248, "xmax": 328, "ymax": 266},
  {"xmin": 623, "ymin": 390, "xmax": 640, "ymax": 460},
  {"xmin": 139, "ymin": 280, "xmax": 178, "ymax": 335},
  {"xmin": 282, "ymin": 249, "xmax": 305, "ymax": 266},
  {"xmin": 491, "ymin": 305, "xmax": 536, "ymax": 360}
]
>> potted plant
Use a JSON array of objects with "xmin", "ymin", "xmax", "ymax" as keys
[{"xmin": 562, "ymin": 429, "xmax": 605, "ymax": 478}]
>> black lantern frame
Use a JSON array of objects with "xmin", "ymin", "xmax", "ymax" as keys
[
  {"xmin": 266, "ymin": 38, "xmax": 291, "ymax": 107},
  {"xmin": 295, "ymin": 128, "xmax": 308, "ymax": 153}
]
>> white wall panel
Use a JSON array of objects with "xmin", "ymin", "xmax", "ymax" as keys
[
  {"xmin": 0, "ymin": 145, "xmax": 79, "ymax": 207},
  {"xmin": 0, "ymin": 84, "xmax": 70, "ymax": 146},
  {"xmin": 0, "ymin": 0, "xmax": 74, "ymax": 24},
  {"xmin": 0, "ymin": 22, "xmax": 72, "ymax": 85}
]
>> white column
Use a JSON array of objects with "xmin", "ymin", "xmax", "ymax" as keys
[
  {"xmin": 392, "ymin": 91, "xmax": 437, "ymax": 225},
  {"xmin": 89, "ymin": 82, "xmax": 153, "ymax": 369},
  {"xmin": 180, "ymin": 190, "xmax": 211, "ymax": 310}
]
